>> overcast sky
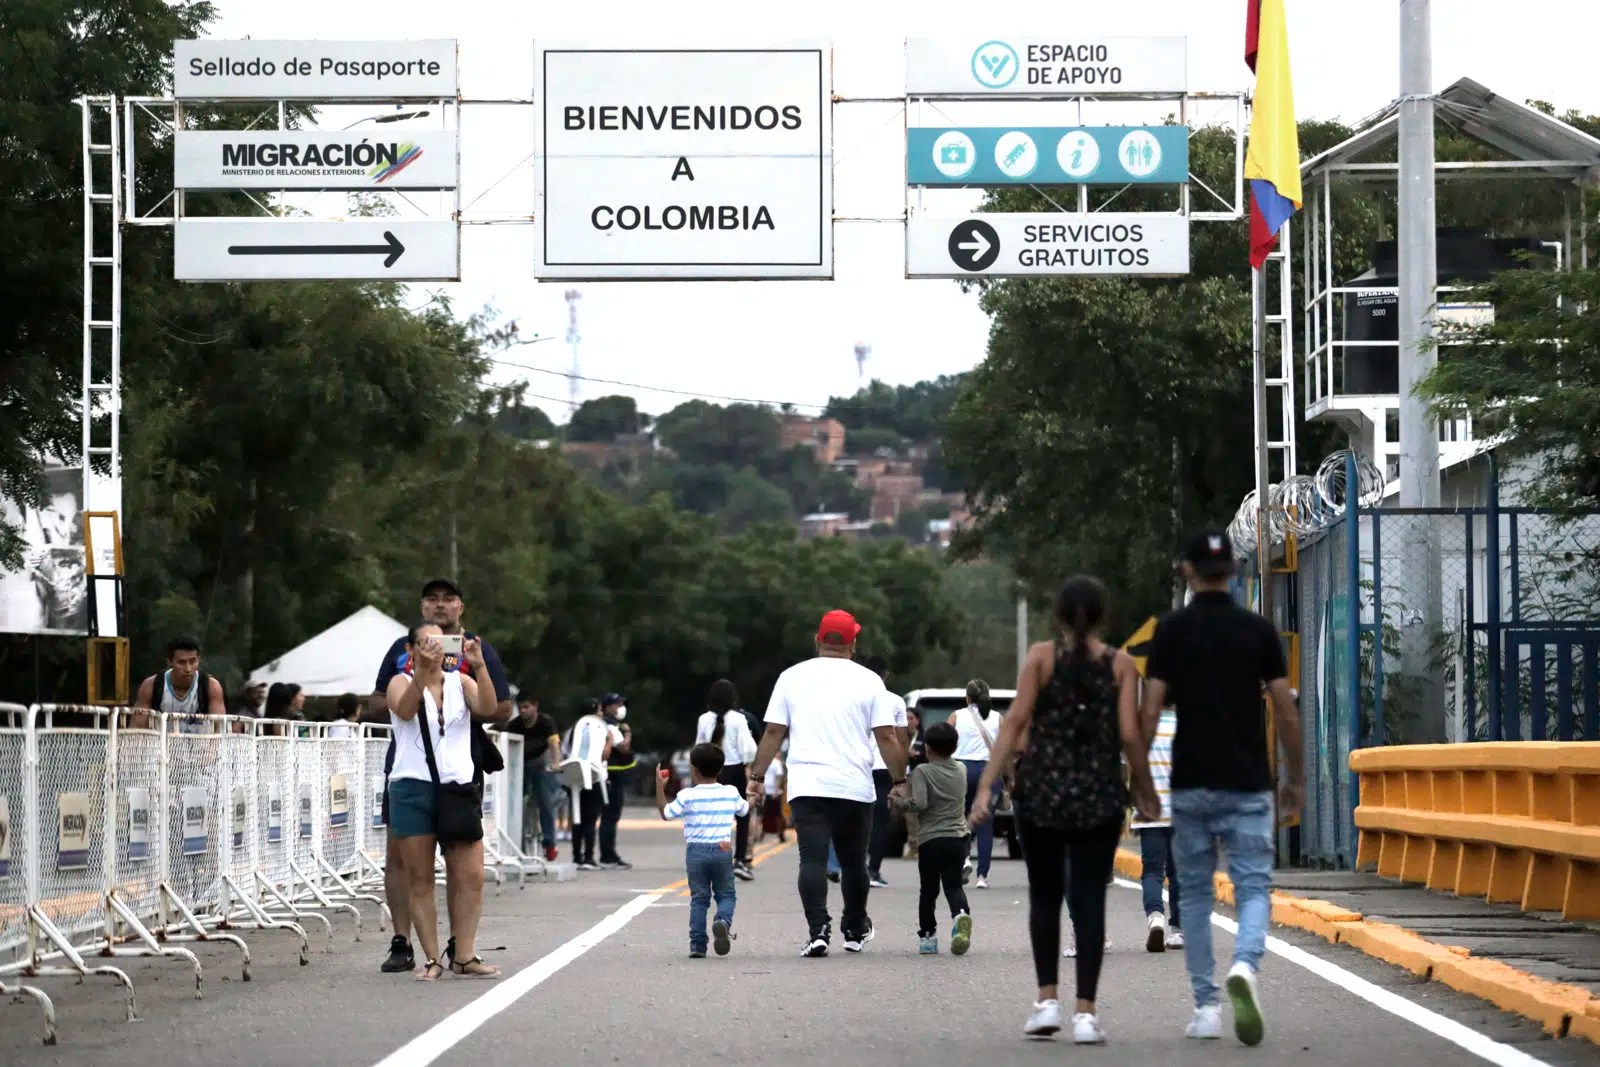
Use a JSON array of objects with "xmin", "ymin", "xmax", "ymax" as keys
[{"xmin": 203, "ymin": 0, "xmax": 1599, "ymax": 421}]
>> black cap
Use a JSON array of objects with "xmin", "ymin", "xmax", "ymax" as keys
[
  {"xmin": 600, "ymin": 692, "xmax": 624, "ymax": 706},
  {"xmin": 578, "ymin": 696, "xmax": 600, "ymax": 715},
  {"xmin": 421, "ymin": 577, "xmax": 462, "ymax": 599},
  {"xmin": 1183, "ymin": 526, "xmax": 1236, "ymax": 578}
]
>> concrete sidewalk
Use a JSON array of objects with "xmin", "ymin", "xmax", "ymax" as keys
[{"xmin": 1275, "ymin": 869, "xmax": 1600, "ymax": 998}]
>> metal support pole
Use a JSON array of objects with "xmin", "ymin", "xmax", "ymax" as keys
[
  {"xmin": 1015, "ymin": 593, "xmax": 1028, "ymax": 679},
  {"xmin": 1253, "ymin": 268, "xmax": 1273, "ymax": 625},
  {"xmin": 1398, "ymin": 0, "xmax": 1446, "ymax": 741},
  {"xmin": 1397, "ymin": 0, "xmax": 1439, "ymax": 505}
]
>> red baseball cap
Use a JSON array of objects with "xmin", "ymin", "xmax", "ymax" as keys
[{"xmin": 817, "ymin": 609, "xmax": 862, "ymax": 644}]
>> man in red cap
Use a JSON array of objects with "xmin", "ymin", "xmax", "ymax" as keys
[{"xmin": 747, "ymin": 610, "xmax": 908, "ymax": 958}]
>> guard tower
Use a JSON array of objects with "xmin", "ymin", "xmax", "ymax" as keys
[{"xmin": 1300, "ymin": 77, "xmax": 1600, "ymax": 493}]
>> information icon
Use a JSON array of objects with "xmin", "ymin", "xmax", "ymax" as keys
[
  {"xmin": 932, "ymin": 130, "xmax": 977, "ymax": 179},
  {"xmin": 994, "ymin": 131, "xmax": 1038, "ymax": 180},
  {"xmin": 1056, "ymin": 131, "xmax": 1100, "ymax": 180},
  {"xmin": 1118, "ymin": 130, "xmax": 1162, "ymax": 179}
]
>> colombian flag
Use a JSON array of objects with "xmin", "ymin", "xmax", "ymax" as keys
[{"xmin": 1244, "ymin": 0, "xmax": 1302, "ymax": 269}]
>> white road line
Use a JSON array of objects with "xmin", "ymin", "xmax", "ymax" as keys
[
  {"xmin": 1110, "ymin": 877, "xmax": 1553, "ymax": 1067},
  {"xmin": 371, "ymin": 892, "xmax": 661, "ymax": 1067}
]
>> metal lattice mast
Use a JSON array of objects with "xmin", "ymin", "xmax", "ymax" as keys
[
  {"xmin": 80, "ymin": 98, "xmax": 123, "ymax": 564},
  {"xmin": 564, "ymin": 289, "xmax": 582, "ymax": 411},
  {"xmin": 853, "ymin": 342, "xmax": 871, "ymax": 389}
]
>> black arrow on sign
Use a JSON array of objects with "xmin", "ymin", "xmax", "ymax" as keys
[{"xmin": 227, "ymin": 229, "xmax": 406, "ymax": 268}]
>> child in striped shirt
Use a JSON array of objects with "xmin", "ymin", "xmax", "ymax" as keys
[
  {"xmin": 656, "ymin": 742, "xmax": 748, "ymax": 958},
  {"xmin": 1129, "ymin": 706, "xmax": 1182, "ymax": 951}
]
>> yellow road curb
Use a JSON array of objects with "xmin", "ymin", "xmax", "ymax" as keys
[{"xmin": 1115, "ymin": 847, "xmax": 1600, "ymax": 1044}]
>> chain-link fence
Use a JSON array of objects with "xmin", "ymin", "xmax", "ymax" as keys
[{"xmin": 1285, "ymin": 485, "xmax": 1600, "ymax": 867}]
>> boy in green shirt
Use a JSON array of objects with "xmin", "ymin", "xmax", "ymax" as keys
[{"xmin": 893, "ymin": 721, "xmax": 973, "ymax": 955}]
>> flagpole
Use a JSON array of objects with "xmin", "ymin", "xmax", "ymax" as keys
[{"xmin": 1252, "ymin": 263, "xmax": 1273, "ymax": 625}]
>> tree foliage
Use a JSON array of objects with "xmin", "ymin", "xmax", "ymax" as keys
[
  {"xmin": 1418, "ymin": 265, "xmax": 1600, "ymax": 512},
  {"xmin": 567, "ymin": 395, "xmax": 647, "ymax": 442}
]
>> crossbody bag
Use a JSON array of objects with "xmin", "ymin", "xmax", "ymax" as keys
[{"xmin": 416, "ymin": 695, "xmax": 485, "ymax": 845}]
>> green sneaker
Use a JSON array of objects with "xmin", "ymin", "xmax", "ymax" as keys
[
  {"xmin": 1226, "ymin": 963, "xmax": 1264, "ymax": 1046},
  {"xmin": 950, "ymin": 912, "xmax": 973, "ymax": 956}
]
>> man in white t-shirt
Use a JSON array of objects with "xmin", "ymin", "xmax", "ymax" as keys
[{"xmin": 747, "ymin": 610, "xmax": 908, "ymax": 958}]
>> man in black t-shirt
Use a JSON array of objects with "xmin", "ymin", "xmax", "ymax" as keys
[
  {"xmin": 1138, "ymin": 527, "xmax": 1303, "ymax": 1049},
  {"xmin": 498, "ymin": 695, "xmax": 562, "ymax": 859}
]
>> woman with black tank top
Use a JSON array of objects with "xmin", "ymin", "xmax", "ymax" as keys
[{"xmin": 971, "ymin": 575, "xmax": 1157, "ymax": 1046}]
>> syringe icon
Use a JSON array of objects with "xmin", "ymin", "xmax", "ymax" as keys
[{"xmin": 1002, "ymin": 143, "xmax": 1028, "ymax": 169}]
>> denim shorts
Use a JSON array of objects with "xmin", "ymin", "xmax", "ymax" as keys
[{"xmin": 388, "ymin": 778, "xmax": 437, "ymax": 838}]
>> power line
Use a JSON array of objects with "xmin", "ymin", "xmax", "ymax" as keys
[{"xmin": 488, "ymin": 355, "xmax": 832, "ymax": 412}]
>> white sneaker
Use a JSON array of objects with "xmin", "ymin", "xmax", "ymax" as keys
[
  {"xmin": 1145, "ymin": 912, "xmax": 1167, "ymax": 953},
  {"xmin": 1166, "ymin": 927, "xmax": 1185, "ymax": 949},
  {"xmin": 975, "ymin": 874, "xmax": 989, "ymax": 889},
  {"xmin": 1226, "ymin": 961, "xmax": 1264, "ymax": 1046},
  {"xmin": 1072, "ymin": 1013, "xmax": 1107, "ymax": 1045},
  {"xmin": 1186, "ymin": 1004, "xmax": 1223, "ymax": 1040},
  {"xmin": 1024, "ymin": 999, "xmax": 1062, "ymax": 1038},
  {"xmin": 1061, "ymin": 933, "xmax": 1110, "ymax": 958}
]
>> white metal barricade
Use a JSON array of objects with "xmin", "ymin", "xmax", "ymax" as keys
[
  {"xmin": 482, "ymin": 733, "xmax": 554, "ymax": 884},
  {"xmin": 134, "ymin": 714, "xmax": 250, "ymax": 979},
  {"xmin": 0, "ymin": 706, "xmax": 410, "ymax": 1045},
  {"xmin": 0, "ymin": 703, "xmax": 57, "ymax": 1044},
  {"xmin": 8, "ymin": 706, "xmax": 137, "ymax": 1020},
  {"xmin": 353, "ymin": 725, "xmax": 392, "ymax": 892},
  {"xmin": 307, "ymin": 725, "xmax": 387, "ymax": 929}
]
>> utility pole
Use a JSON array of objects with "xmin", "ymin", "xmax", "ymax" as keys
[
  {"xmin": 1398, "ymin": 0, "xmax": 1439, "ymax": 508},
  {"xmin": 1398, "ymin": 0, "xmax": 1447, "ymax": 741}
]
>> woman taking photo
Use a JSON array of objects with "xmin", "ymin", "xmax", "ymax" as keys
[
  {"xmin": 972, "ymin": 576, "xmax": 1156, "ymax": 1045},
  {"xmin": 385, "ymin": 624, "xmax": 503, "ymax": 981},
  {"xmin": 697, "ymin": 679, "xmax": 758, "ymax": 881}
]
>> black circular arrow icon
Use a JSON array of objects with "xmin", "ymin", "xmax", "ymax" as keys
[{"xmin": 947, "ymin": 219, "xmax": 1001, "ymax": 272}]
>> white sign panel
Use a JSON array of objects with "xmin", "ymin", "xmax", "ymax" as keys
[
  {"xmin": 905, "ymin": 37, "xmax": 1187, "ymax": 96},
  {"xmin": 299, "ymin": 785, "xmax": 313, "ymax": 838},
  {"xmin": 174, "ymin": 131, "xmax": 457, "ymax": 190},
  {"xmin": 906, "ymin": 213, "xmax": 1190, "ymax": 278},
  {"xmin": 57, "ymin": 792, "xmax": 91, "ymax": 869},
  {"xmin": 127, "ymin": 787, "xmax": 150, "ymax": 861},
  {"xmin": 267, "ymin": 783, "xmax": 283, "ymax": 844},
  {"xmin": 535, "ymin": 42, "xmax": 833, "ymax": 280},
  {"xmin": 328, "ymin": 773, "xmax": 349, "ymax": 828},
  {"xmin": 181, "ymin": 785, "xmax": 209, "ymax": 856},
  {"xmin": 175, "ymin": 220, "xmax": 460, "ymax": 281},
  {"xmin": 174, "ymin": 39, "xmax": 458, "ymax": 100}
]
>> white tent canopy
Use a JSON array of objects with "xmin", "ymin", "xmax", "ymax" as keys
[{"xmin": 249, "ymin": 605, "xmax": 407, "ymax": 697}]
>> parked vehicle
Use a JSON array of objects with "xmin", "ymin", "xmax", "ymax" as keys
[{"xmin": 892, "ymin": 687, "xmax": 1021, "ymax": 860}]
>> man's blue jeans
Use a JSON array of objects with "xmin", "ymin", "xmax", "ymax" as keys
[
  {"xmin": 685, "ymin": 843, "xmax": 736, "ymax": 952},
  {"xmin": 1172, "ymin": 789, "xmax": 1275, "ymax": 1008},
  {"xmin": 1138, "ymin": 826, "xmax": 1181, "ymax": 923},
  {"xmin": 524, "ymin": 762, "xmax": 559, "ymax": 849}
]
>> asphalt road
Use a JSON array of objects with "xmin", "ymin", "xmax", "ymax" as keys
[{"xmin": 3, "ymin": 818, "xmax": 1597, "ymax": 1067}]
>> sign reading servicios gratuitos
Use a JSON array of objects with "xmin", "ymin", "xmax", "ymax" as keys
[
  {"xmin": 173, "ymin": 39, "xmax": 458, "ymax": 100},
  {"xmin": 534, "ymin": 42, "xmax": 833, "ymax": 280}
]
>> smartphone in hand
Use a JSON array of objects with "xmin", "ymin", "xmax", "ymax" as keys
[{"xmin": 437, "ymin": 633, "xmax": 464, "ymax": 657}]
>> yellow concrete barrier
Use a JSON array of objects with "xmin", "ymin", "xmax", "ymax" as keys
[{"xmin": 1352, "ymin": 742, "xmax": 1600, "ymax": 921}]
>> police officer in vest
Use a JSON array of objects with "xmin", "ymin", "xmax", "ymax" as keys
[{"xmin": 597, "ymin": 692, "xmax": 635, "ymax": 870}]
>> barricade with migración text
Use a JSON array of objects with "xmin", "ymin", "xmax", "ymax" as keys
[
  {"xmin": 1353, "ymin": 742, "xmax": 1600, "ymax": 921},
  {"xmin": 0, "ymin": 707, "xmax": 420, "ymax": 1045}
]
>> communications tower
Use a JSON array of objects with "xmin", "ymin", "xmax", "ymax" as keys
[
  {"xmin": 564, "ymin": 289, "xmax": 582, "ymax": 411},
  {"xmin": 853, "ymin": 342, "xmax": 871, "ymax": 389}
]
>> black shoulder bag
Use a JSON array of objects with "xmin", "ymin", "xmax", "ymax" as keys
[{"xmin": 416, "ymin": 694, "xmax": 485, "ymax": 845}]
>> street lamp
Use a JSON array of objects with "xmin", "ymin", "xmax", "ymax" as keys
[{"xmin": 341, "ymin": 110, "xmax": 431, "ymax": 130}]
